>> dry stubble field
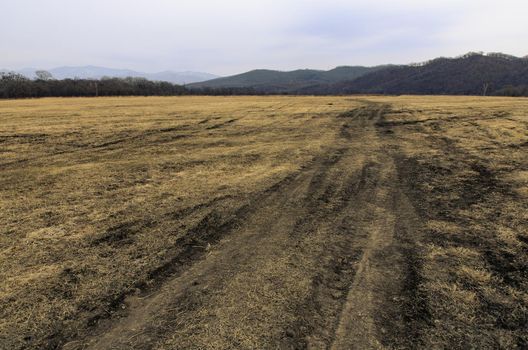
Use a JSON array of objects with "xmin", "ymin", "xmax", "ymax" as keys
[{"xmin": 0, "ymin": 96, "xmax": 527, "ymax": 349}]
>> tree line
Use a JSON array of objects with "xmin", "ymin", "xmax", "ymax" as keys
[
  {"xmin": 0, "ymin": 72, "xmax": 188, "ymax": 98},
  {"xmin": 2, "ymin": 68, "xmax": 527, "ymax": 98},
  {"xmin": 0, "ymin": 72, "xmax": 266, "ymax": 99}
]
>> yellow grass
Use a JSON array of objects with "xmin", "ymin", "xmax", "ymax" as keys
[
  {"xmin": 0, "ymin": 96, "xmax": 360, "ymax": 348},
  {"xmin": 1, "ymin": 95, "xmax": 527, "ymax": 349}
]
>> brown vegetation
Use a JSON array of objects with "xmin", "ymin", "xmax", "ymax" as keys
[{"xmin": 1, "ymin": 96, "xmax": 526, "ymax": 349}]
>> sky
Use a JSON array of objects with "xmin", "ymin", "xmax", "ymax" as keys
[{"xmin": 1, "ymin": 0, "xmax": 528, "ymax": 75}]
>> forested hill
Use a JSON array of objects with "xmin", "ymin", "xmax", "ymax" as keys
[
  {"xmin": 2, "ymin": 53, "xmax": 528, "ymax": 98},
  {"xmin": 188, "ymin": 66, "xmax": 388, "ymax": 93},
  {"xmin": 193, "ymin": 53, "xmax": 528, "ymax": 96},
  {"xmin": 330, "ymin": 53, "xmax": 528, "ymax": 96}
]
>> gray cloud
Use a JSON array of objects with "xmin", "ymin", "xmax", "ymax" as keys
[{"xmin": 1, "ymin": 0, "xmax": 527, "ymax": 75}]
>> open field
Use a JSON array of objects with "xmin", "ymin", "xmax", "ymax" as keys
[{"xmin": 1, "ymin": 96, "xmax": 527, "ymax": 349}]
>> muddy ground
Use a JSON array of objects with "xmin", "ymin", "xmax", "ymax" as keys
[{"xmin": 1, "ymin": 96, "xmax": 527, "ymax": 349}]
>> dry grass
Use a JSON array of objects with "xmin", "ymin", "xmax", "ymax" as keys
[
  {"xmin": 1, "ymin": 95, "xmax": 527, "ymax": 349},
  {"xmin": 371, "ymin": 95, "xmax": 528, "ymax": 348},
  {"xmin": 0, "ymin": 96, "xmax": 358, "ymax": 348}
]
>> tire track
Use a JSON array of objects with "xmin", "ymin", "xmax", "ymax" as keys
[{"xmin": 68, "ymin": 103, "xmax": 421, "ymax": 350}]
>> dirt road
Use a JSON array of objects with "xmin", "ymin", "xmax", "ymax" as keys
[{"xmin": 56, "ymin": 103, "xmax": 422, "ymax": 349}]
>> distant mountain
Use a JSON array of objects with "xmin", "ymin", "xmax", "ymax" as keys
[
  {"xmin": 4, "ymin": 52, "xmax": 528, "ymax": 96},
  {"xmin": 325, "ymin": 53, "xmax": 528, "ymax": 95},
  {"xmin": 188, "ymin": 66, "xmax": 388, "ymax": 93},
  {"xmin": 3, "ymin": 66, "xmax": 219, "ymax": 84},
  {"xmin": 189, "ymin": 53, "xmax": 528, "ymax": 96},
  {"xmin": 146, "ymin": 71, "xmax": 218, "ymax": 85}
]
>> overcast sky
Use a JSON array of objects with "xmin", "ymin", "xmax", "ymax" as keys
[{"xmin": 2, "ymin": 0, "xmax": 527, "ymax": 75}]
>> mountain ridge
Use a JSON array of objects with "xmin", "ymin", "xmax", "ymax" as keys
[
  {"xmin": 3, "ymin": 52, "xmax": 528, "ymax": 96},
  {"xmin": 189, "ymin": 52, "xmax": 528, "ymax": 96},
  {"xmin": 333, "ymin": 52, "xmax": 528, "ymax": 95},
  {"xmin": 188, "ymin": 66, "xmax": 389, "ymax": 93}
]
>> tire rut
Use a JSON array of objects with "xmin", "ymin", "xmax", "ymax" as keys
[{"xmin": 69, "ymin": 103, "xmax": 420, "ymax": 350}]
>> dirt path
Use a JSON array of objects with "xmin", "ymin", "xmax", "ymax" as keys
[{"xmin": 72, "ymin": 103, "xmax": 421, "ymax": 349}]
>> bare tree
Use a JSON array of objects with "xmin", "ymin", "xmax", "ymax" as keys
[
  {"xmin": 35, "ymin": 70, "xmax": 53, "ymax": 80},
  {"xmin": 482, "ymin": 82, "xmax": 490, "ymax": 96}
]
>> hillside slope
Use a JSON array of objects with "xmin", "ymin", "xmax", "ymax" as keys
[
  {"xmin": 189, "ymin": 66, "xmax": 386, "ymax": 93},
  {"xmin": 191, "ymin": 53, "xmax": 528, "ymax": 96},
  {"xmin": 334, "ymin": 53, "xmax": 528, "ymax": 95}
]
